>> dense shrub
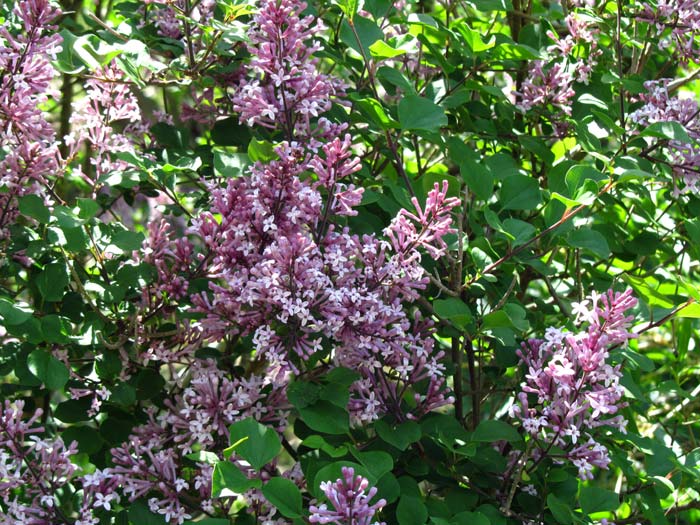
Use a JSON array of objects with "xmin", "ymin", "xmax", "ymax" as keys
[{"xmin": 1, "ymin": 0, "xmax": 700, "ymax": 524}]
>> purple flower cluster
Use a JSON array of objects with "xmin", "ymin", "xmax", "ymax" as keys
[
  {"xmin": 189, "ymin": 137, "xmax": 455, "ymax": 422},
  {"xmin": 309, "ymin": 467, "xmax": 386, "ymax": 525},
  {"xmin": 629, "ymin": 80, "xmax": 700, "ymax": 195},
  {"xmin": 66, "ymin": 63, "xmax": 144, "ymax": 190},
  {"xmin": 110, "ymin": 361, "xmax": 289, "ymax": 523},
  {"xmin": 0, "ymin": 0, "xmax": 62, "ymax": 239},
  {"xmin": 510, "ymin": 289, "xmax": 637, "ymax": 480},
  {"xmin": 640, "ymin": 1, "xmax": 700, "ymax": 62},
  {"xmin": 517, "ymin": 12, "xmax": 600, "ymax": 134},
  {"xmin": 0, "ymin": 401, "xmax": 77, "ymax": 524},
  {"xmin": 233, "ymin": 0, "xmax": 346, "ymax": 143},
  {"xmin": 517, "ymin": 61, "xmax": 576, "ymax": 136}
]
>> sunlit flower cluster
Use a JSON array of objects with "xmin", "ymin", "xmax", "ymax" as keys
[{"xmin": 511, "ymin": 289, "xmax": 637, "ymax": 479}]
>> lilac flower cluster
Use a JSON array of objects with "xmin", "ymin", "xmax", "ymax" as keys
[
  {"xmin": 517, "ymin": 12, "xmax": 600, "ymax": 135},
  {"xmin": 189, "ymin": 0, "xmax": 456, "ymax": 427},
  {"xmin": 0, "ymin": 401, "xmax": 77, "ymax": 524},
  {"xmin": 510, "ymin": 289, "xmax": 638, "ymax": 480},
  {"xmin": 0, "ymin": 0, "xmax": 62, "ymax": 239},
  {"xmin": 309, "ymin": 467, "xmax": 386, "ymax": 525},
  {"xmin": 65, "ymin": 63, "xmax": 144, "ymax": 191},
  {"xmin": 190, "ymin": 140, "xmax": 455, "ymax": 421},
  {"xmin": 110, "ymin": 361, "xmax": 289, "ymax": 523},
  {"xmin": 640, "ymin": 1, "xmax": 700, "ymax": 62},
  {"xmin": 629, "ymin": 79, "xmax": 700, "ymax": 195},
  {"xmin": 517, "ymin": 61, "xmax": 575, "ymax": 135},
  {"xmin": 233, "ymin": 0, "xmax": 346, "ymax": 143}
]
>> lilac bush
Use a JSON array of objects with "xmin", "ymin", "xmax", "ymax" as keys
[{"xmin": 1, "ymin": 0, "xmax": 700, "ymax": 524}]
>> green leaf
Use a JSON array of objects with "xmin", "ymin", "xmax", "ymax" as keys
[
  {"xmin": 228, "ymin": 417, "xmax": 281, "ymax": 470},
  {"xmin": 377, "ymin": 66, "xmax": 416, "ymax": 95},
  {"xmin": 460, "ymin": 159, "xmax": 494, "ymax": 200},
  {"xmin": 370, "ymin": 40, "xmax": 406, "ymax": 58},
  {"xmin": 287, "ymin": 381, "xmax": 320, "ymax": 409},
  {"xmin": 676, "ymin": 302, "xmax": 700, "ymax": 318},
  {"xmin": 335, "ymin": 0, "xmax": 361, "ymax": 20},
  {"xmin": 567, "ymin": 229, "xmax": 610, "ymax": 258},
  {"xmin": 433, "ymin": 298, "xmax": 473, "ymax": 329},
  {"xmin": 262, "ymin": 478, "xmax": 303, "ymax": 518},
  {"xmin": 27, "ymin": 349, "xmax": 69, "ymax": 390},
  {"xmin": 55, "ymin": 29, "xmax": 86, "ymax": 74},
  {"xmin": 76, "ymin": 198, "xmax": 101, "ymax": 220},
  {"xmin": 61, "ymin": 426, "xmax": 103, "ymax": 455},
  {"xmin": 565, "ymin": 165, "xmax": 606, "ymax": 195},
  {"xmin": 325, "ymin": 367, "xmax": 361, "ymax": 386},
  {"xmin": 472, "ymin": 420, "xmax": 522, "ymax": 443},
  {"xmin": 299, "ymin": 401, "xmax": 349, "ymax": 435},
  {"xmin": 547, "ymin": 494, "xmax": 574, "ymax": 524},
  {"xmin": 452, "ymin": 511, "xmax": 490, "ymax": 525},
  {"xmin": 501, "ymin": 218, "xmax": 535, "ymax": 247},
  {"xmin": 214, "ymin": 150, "xmax": 249, "ymax": 178},
  {"xmin": 398, "ymin": 96, "xmax": 447, "ymax": 131},
  {"xmin": 212, "ymin": 461, "xmax": 261, "ymax": 498},
  {"xmin": 301, "ymin": 435, "xmax": 348, "ymax": 457},
  {"xmin": 352, "ymin": 450, "xmax": 394, "ymax": 480},
  {"xmin": 351, "ymin": 96, "xmax": 398, "ymax": 130},
  {"xmin": 622, "ymin": 274, "xmax": 675, "ymax": 308},
  {"xmin": 454, "ymin": 22, "xmax": 495, "ymax": 53},
  {"xmin": 128, "ymin": 499, "xmax": 167, "ymax": 525},
  {"xmin": 340, "ymin": 16, "xmax": 384, "ymax": 57},
  {"xmin": 397, "ymin": 496, "xmax": 428, "ymax": 525},
  {"xmin": 375, "ymin": 419, "xmax": 422, "ymax": 450},
  {"xmin": 248, "ymin": 139, "xmax": 277, "ymax": 163},
  {"xmin": 36, "ymin": 262, "xmax": 70, "ymax": 302},
  {"xmin": 0, "ymin": 298, "xmax": 32, "ymax": 325},
  {"xmin": 641, "ymin": 121, "xmax": 693, "ymax": 144},
  {"xmin": 111, "ymin": 230, "xmax": 145, "ymax": 251},
  {"xmin": 499, "ymin": 175, "xmax": 541, "ymax": 211},
  {"xmin": 579, "ymin": 486, "xmax": 619, "ymax": 515},
  {"xmin": 19, "ymin": 194, "xmax": 50, "ymax": 223}
]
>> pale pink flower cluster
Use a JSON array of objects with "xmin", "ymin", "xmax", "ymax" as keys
[
  {"xmin": 310, "ymin": 467, "xmax": 386, "ymax": 525},
  {"xmin": 518, "ymin": 11, "xmax": 601, "ymax": 134},
  {"xmin": 511, "ymin": 289, "xmax": 638, "ymax": 480},
  {"xmin": 110, "ymin": 361, "xmax": 288, "ymax": 524},
  {"xmin": 640, "ymin": 1, "xmax": 700, "ymax": 62},
  {"xmin": 189, "ymin": 137, "xmax": 454, "ymax": 422},
  {"xmin": 517, "ymin": 61, "xmax": 576, "ymax": 136},
  {"xmin": 65, "ymin": 63, "xmax": 144, "ymax": 190},
  {"xmin": 629, "ymin": 79, "xmax": 700, "ymax": 195},
  {"xmin": 233, "ymin": 0, "xmax": 346, "ymax": 143},
  {"xmin": 0, "ymin": 0, "xmax": 62, "ymax": 239},
  {"xmin": 0, "ymin": 401, "xmax": 78, "ymax": 524}
]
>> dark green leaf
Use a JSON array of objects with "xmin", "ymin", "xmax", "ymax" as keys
[
  {"xmin": 298, "ymin": 401, "xmax": 349, "ymax": 435},
  {"xmin": 262, "ymin": 478, "xmax": 303, "ymax": 518},
  {"xmin": 579, "ymin": 486, "xmax": 619, "ymax": 515},
  {"xmin": 499, "ymin": 176, "xmax": 541, "ymax": 211},
  {"xmin": 375, "ymin": 419, "xmax": 422, "ymax": 450},
  {"xmin": 397, "ymin": 496, "xmax": 428, "ymax": 525},
  {"xmin": 472, "ymin": 420, "xmax": 522, "ymax": 443},
  {"xmin": 27, "ymin": 349, "xmax": 69, "ymax": 390},
  {"xmin": 19, "ymin": 194, "xmax": 50, "ymax": 223},
  {"xmin": 398, "ymin": 96, "xmax": 448, "ymax": 132},
  {"xmin": 212, "ymin": 461, "xmax": 261, "ymax": 498},
  {"xmin": 36, "ymin": 262, "xmax": 70, "ymax": 302}
]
